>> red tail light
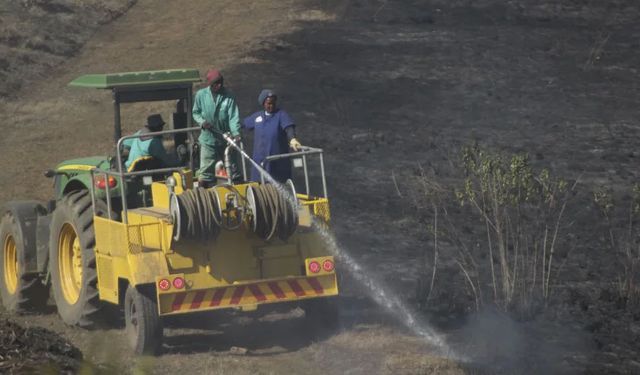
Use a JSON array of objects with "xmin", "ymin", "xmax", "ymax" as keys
[
  {"xmin": 172, "ymin": 277, "xmax": 185, "ymax": 289},
  {"xmin": 308, "ymin": 261, "xmax": 321, "ymax": 273},
  {"xmin": 158, "ymin": 279, "xmax": 171, "ymax": 291},
  {"xmin": 95, "ymin": 175, "xmax": 117, "ymax": 189},
  {"xmin": 322, "ymin": 259, "xmax": 335, "ymax": 272}
]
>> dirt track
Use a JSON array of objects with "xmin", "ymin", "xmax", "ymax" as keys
[{"xmin": 2, "ymin": 0, "xmax": 640, "ymax": 373}]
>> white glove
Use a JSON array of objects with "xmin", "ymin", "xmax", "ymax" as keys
[{"xmin": 289, "ymin": 138, "xmax": 302, "ymax": 151}]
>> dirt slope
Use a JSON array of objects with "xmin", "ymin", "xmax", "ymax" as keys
[{"xmin": 0, "ymin": 0, "xmax": 136, "ymax": 97}]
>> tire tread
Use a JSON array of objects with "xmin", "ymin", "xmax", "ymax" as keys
[{"xmin": 50, "ymin": 191, "xmax": 108, "ymax": 328}]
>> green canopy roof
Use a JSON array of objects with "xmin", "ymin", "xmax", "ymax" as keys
[{"xmin": 69, "ymin": 69, "xmax": 201, "ymax": 89}]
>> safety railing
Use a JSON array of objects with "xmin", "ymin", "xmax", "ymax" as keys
[
  {"xmin": 262, "ymin": 147, "xmax": 328, "ymax": 199},
  {"xmin": 220, "ymin": 134, "xmax": 327, "ymax": 199},
  {"xmin": 90, "ymin": 127, "xmax": 202, "ymax": 224},
  {"xmin": 89, "ymin": 128, "xmax": 322, "ymax": 224}
]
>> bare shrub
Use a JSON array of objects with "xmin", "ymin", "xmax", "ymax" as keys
[
  {"xmin": 593, "ymin": 185, "xmax": 640, "ymax": 308},
  {"xmin": 413, "ymin": 144, "xmax": 575, "ymax": 316}
]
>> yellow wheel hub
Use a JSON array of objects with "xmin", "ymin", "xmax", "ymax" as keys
[
  {"xmin": 3, "ymin": 234, "xmax": 18, "ymax": 295},
  {"xmin": 59, "ymin": 223, "xmax": 82, "ymax": 304}
]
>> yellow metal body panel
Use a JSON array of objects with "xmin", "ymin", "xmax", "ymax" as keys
[
  {"xmin": 297, "ymin": 194, "xmax": 330, "ymax": 222},
  {"xmin": 150, "ymin": 171, "xmax": 192, "ymax": 209},
  {"xmin": 151, "ymin": 183, "xmax": 170, "ymax": 209},
  {"xmin": 93, "ymin": 177, "xmax": 338, "ymax": 312},
  {"xmin": 94, "ymin": 216, "xmax": 171, "ymax": 302}
]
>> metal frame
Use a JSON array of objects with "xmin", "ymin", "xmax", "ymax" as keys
[
  {"xmin": 92, "ymin": 82, "xmax": 198, "ymax": 223},
  {"xmin": 220, "ymin": 134, "xmax": 327, "ymax": 199},
  {"xmin": 111, "ymin": 84, "xmax": 194, "ymax": 145},
  {"xmin": 262, "ymin": 147, "xmax": 328, "ymax": 199},
  {"xmin": 90, "ymin": 130, "xmax": 326, "ymax": 224}
]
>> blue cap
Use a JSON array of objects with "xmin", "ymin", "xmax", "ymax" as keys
[{"xmin": 258, "ymin": 89, "xmax": 277, "ymax": 106}]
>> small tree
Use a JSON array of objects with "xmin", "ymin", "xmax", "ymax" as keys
[{"xmin": 415, "ymin": 144, "xmax": 574, "ymax": 315}]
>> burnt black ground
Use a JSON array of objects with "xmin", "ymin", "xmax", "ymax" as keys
[
  {"xmin": 225, "ymin": 0, "xmax": 640, "ymax": 373},
  {"xmin": 0, "ymin": 314, "xmax": 82, "ymax": 373}
]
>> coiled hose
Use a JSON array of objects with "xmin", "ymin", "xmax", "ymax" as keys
[
  {"xmin": 249, "ymin": 184, "xmax": 298, "ymax": 241},
  {"xmin": 171, "ymin": 188, "xmax": 222, "ymax": 241}
]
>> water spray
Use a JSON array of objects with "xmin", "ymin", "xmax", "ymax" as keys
[{"xmin": 222, "ymin": 133, "xmax": 458, "ymax": 358}]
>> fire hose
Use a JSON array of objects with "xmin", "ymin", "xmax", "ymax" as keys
[
  {"xmin": 170, "ymin": 131, "xmax": 298, "ymax": 242},
  {"xmin": 247, "ymin": 183, "xmax": 298, "ymax": 241}
]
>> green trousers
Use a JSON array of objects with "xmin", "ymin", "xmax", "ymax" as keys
[{"xmin": 198, "ymin": 142, "xmax": 242, "ymax": 182}]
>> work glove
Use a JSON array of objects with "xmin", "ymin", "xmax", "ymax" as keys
[
  {"xmin": 289, "ymin": 138, "xmax": 303, "ymax": 151},
  {"xmin": 233, "ymin": 135, "xmax": 242, "ymax": 144}
]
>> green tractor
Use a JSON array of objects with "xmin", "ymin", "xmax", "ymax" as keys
[
  {"xmin": 0, "ymin": 69, "xmax": 338, "ymax": 354},
  {"xmin": 1, "ymin": 69, "xmax": 201, "ymax": 323}
]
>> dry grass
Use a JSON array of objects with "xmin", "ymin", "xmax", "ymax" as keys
[{"xmin": 593, "ymin": 185, "xmax": 640, "ymax": 308}]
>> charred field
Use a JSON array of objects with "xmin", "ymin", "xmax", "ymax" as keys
[
  {"xmin": 1, "ymin": 0, "xmax": 640, "ymax": 374},
  {"xmin": 227, "ymin": 0, "xmax": 640, "ymax": 373}
]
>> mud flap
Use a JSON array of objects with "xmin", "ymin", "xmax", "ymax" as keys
[{"xmin": 2, "ymin": 201, "xmax": 47, "ymax": 274}]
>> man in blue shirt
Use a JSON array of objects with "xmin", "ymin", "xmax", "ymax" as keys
[
  {"xmin": 125, "ymin": 114, "xmax": 177, "ymax": 171},
  {"xmin": 243, "ymin": 89, "xmax": 303, "ymax": 182}
]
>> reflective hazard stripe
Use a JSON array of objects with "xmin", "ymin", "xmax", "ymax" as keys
[
  {"xmin": 268, "ymin": 282, "xmax": 285, "ymax": 299},
  {"xmin": 172, "ymin": 293, "xmax": 187, "ymax": 311},
  {"xmin": 210, "ymin": 288, "xmax": 226, "ymax": 307},
  {"xmin": 162, "ymin": 275, "xmax": 334, "ymax": 314},
  {"xmin": 248, "ymin": 284, "xmax": 267, "ymax": 302},
  {"xmin": 287, "ymin": 280, "xmax": 305, "ymax": 297},
  {"xmin": 190, "ymin": 291, "xmax": 206, "ymax": 309},
  {"xmin": 230, "ymin": 286, "xmax": 246, "ymax": 305},
  {"xmin": 307, "ymin": 278, "xmax": 324, "ymax": 295}
]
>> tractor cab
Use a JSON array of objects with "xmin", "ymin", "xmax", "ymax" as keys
[
  {"xmin": 69, "ymin": 69, "xmax": 200, "ymax": 149},
  {"xmin": 61, "ymin": 69, "xmax": 202, "ymax": 211}
]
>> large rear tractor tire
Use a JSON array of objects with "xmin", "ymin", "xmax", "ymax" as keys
[
  {"xmin": 0, "ymin": 212, "xmax": 49, "ymax": 312},
  {"xmin": 124, "ymin": 285, "xmax": 163, "ymax": 355},
  {"xmin": 49, "ymin": 191, "xmax": 106, "ymax": 327}
]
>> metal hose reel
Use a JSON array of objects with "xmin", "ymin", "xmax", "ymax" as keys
[
  {"xmin": 169, "ymin": 181, "xmax": 298, "ymax": 242},
  {"xmin": 170, "ymin": 188, "xmax": 222, "ymax": 241},
  {"xmin": 246, "ymin": 181, "xmax": 298, "ymax": 241}
]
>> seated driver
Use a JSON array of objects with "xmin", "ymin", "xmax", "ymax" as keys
[{"xmin": 125, "ymin": 114, "xmax": 178, "ymax": 171}]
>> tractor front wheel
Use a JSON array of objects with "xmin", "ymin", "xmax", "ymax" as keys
[
  {"xmin": 49, "ymin": 191, "xmax": 105, "ymax": 327},
  {"xmin": 0, "ymin": 212, "xmax": 48, "ymax": 312},
  {"xmin": 124, "ymin": 285, "xmax": 163, "ymax": 355}
]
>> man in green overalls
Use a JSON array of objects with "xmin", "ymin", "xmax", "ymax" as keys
[{"xmin": 192, "ymin": 69, "xmax": 241, "ymax": 187}]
